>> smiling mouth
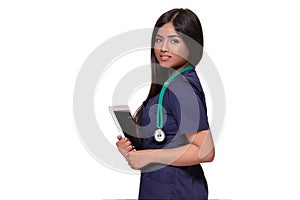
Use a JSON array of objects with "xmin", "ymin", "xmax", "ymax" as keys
[{"xmin": 160, "ymin": 55, "xmax": 172, "ymax": 61}]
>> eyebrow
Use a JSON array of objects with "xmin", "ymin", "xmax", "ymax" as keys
[{"xmin": 156, "ymin": 34, "xmax": 180, "ymax": 38}]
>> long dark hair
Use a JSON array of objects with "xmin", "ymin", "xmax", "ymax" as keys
[{"xmin": 133, "ymin": 8, "xmax": 204, "ymax": 127}]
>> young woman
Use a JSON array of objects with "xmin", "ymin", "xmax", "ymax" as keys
[{"xmin": 116, "ymin": 8, "xmax": 215, "ymax": 199}]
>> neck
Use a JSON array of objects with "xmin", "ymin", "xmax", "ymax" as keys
[{"xmin": 167, "ymin": 63, "xmax": 192, "ymax": 76}]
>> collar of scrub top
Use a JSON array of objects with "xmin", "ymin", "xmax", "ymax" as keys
[{"xmin": 156, "ymin": 65, "xmax": 195, "ymax": 130}]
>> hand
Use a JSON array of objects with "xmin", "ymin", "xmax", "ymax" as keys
[
  {"xmin": 125, "ymin": 150, "xmax": 153, "ymax": 170},
  {"xmin": 116, "ymin": 135, "xmax": 134, "ymax": 157}
]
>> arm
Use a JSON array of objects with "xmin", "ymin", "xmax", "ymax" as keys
[
  {"xmin": 126, "ymin": 129, "xmax": 215, "ymax": 170},
  {"xmin": 154, "ymin": 129, "xmax": 215, "ymax": 166}
]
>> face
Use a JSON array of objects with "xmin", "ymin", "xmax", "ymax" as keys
[{"xmin": 154, "ymin": 22, "xmax": 190, "ymax": 70}]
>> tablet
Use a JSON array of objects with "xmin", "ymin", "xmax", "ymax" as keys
[{"xmin": 109, "ymin": 105, "xmax": 142, "ymax": 150}]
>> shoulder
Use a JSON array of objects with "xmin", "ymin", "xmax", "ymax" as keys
[
  {"xmin": 165, "ymin": 70, "xmax": 200, "ymax": 103},
  {"xmin": 170, "ymin": 70, "xmax": 204, "ymax": 94}
]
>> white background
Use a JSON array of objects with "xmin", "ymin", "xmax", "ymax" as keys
[{"xmin": 1, "ymin": 0, "xmax": 299, "ymax": 199}]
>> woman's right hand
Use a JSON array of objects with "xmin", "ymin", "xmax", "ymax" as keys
[{"xmin": 116, "ymin": 135, "xmax": 134, "ymax": 157}]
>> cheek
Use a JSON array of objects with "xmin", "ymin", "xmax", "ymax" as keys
[
  {"xmin": 172, "ymin": 51, "xmax": 189, "ymax": 62},
  {"xmin": 176, "ymin": 47, "xmax": 189, "ymax": 60},
  {"xmin": 154, "ymin": 48, "xmax": 160, "ymax": 59}
]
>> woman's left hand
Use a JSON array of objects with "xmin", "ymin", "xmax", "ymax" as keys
[{"xmin": 125, "ymin": 150, "xmax": 153, "ymax": 170}]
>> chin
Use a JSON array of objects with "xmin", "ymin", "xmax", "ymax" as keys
[{"xmin": 159, "ymin": 63, "xmax": 172, "ymax": 68}]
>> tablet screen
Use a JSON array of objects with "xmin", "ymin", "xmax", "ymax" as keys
[
  {"xmin": 113, "ymin": 110, "xmax": 136, "ymax": 136},
  {"xmin": 109, "ymin": 106, "xmax": 142, "ymax": 150}
]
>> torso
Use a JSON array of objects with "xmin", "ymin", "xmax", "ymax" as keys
[{"xmin": 138, "ymin": 69, "xmax": 209, "ymax": 199}]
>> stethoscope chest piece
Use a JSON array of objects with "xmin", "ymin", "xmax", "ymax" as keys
[{"xmin": 154, "ymin": 129, "xmax": 165, "ymax": 142}]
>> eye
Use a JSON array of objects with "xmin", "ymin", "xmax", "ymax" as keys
[
  {"xmin": 155, "ymin": 37, "xmax": 162, "ymax": 43},
  {"xmin": 170, "ymin": 39, "xmax": 179, "ymax": 44}
]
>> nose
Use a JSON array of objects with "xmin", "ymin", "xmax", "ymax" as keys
[{"xmin": 160, "ymin": 40, "xmax": 169, "ymax": 52}]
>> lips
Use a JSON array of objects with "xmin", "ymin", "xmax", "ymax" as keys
[{"xmin": 160, "ymin": 54, "xmax": 172, "ymax": 61}]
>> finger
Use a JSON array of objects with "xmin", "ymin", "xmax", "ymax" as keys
[
  {"xmin": 125, "ymin": 145, "xmax": 133, "ymax": 152},
  {"xmin": 117, "ymin": 135, "xmax": 122, "ymax": 140},
  {"xmin": 118, "ymin": 141, "xmax": 131, "ymax": 149},
  {"xmin": 122, "ymin": 137, "xmax": 128, "ymax": 142},
  {"xmin": 116, "ymin": 140, "xmax": 125, "ymax": 147},
  {"xmin": 119, "ymin": 138, "xmax": 131, "ymax": 146},
  {"xmin": 117, "ymin": 138, "xmax": 129, "ymax": 146}
]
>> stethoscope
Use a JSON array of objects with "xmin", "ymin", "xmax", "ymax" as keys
[{"xmin": 154, "ymin": 65, "xmax": 195, "ymax": 142}]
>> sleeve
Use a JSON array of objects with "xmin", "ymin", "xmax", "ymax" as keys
[{"xmin": 166, "ymin": 78, "xmax": 209, "ymax": 135}]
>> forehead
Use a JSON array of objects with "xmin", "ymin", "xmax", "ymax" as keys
[{"xmin": 156, "ymin": 22, "xmax": 178, "ymax": 36}]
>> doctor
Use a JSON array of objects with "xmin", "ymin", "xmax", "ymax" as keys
[{"xmin": 116, "ymin": 8, "xmax": 215, "ymax": 200}]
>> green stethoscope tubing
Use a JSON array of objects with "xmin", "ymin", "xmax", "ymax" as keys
[{"xmin": 156, "ymin": 65, "xmax": 195, "ymax": 130}]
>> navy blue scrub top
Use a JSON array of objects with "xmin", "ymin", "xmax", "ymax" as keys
[{"xmin": 138, "ymin": 69, "xmax": 210, "ymax": 200}]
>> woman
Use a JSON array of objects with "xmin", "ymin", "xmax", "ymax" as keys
[{"xmin": 116, "ymin": 8, "xmax": 215, "ymax": 199}]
